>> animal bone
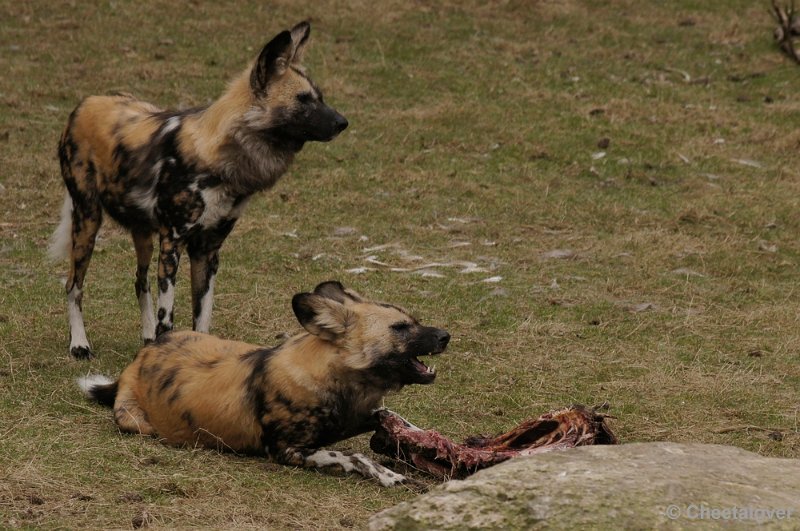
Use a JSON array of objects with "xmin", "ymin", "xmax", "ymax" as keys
[{"xmin": 371, "ymin": 405, "xmax": 618, "ymax": 480}]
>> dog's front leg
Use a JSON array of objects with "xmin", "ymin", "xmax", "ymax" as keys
[
  {"xmin": 155, "ymin": 228, "xmax": 181, "ymax": 337},
  {"xmin": 276, "ymin": 447, "xmax": 406, "ymax": 487},
  {"xmin": 189, "ymin": 249, "xmax": 219, "ymax": 334},
  {"xmin": 132, "ymin": 230, "xmax": 157, "ymax": 344}
]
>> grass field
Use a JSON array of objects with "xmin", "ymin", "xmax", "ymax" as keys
[{"xmin": 2, "ymin": 0, "xmax": 800, "ymax": 528}]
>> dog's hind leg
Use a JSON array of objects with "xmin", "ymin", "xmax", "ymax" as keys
[
  {"xmin": 65, "ymin": 202, "xmax": 101, "ymax": 359},
  {"xmin": 277, "ymin": 448, "xmax": 407, "ymax": 487},
  {"xmin": 60, "ymin": 152, "xmax": 102, "ymax": 359},
  {"xmin": 56, "ymin": 117, "xmax": 103, "ymax": 359},
  {"xmin": 113, "ymin": 386, "xmax": 156, "ymax": 436},
  {"xmin": 132, "ymin": 230, "xmax": 156, "ymax": 343}
]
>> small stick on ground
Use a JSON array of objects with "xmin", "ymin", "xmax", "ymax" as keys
[{"xmin": 713, "ymin": 424, "xmax": 785, "ymax": 434}]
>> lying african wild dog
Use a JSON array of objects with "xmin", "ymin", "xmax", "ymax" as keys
[
  {"xmin": 78, "ymin": 281, "xmax": 450, "ymax": 486},
  {"xmin": 49, "ymin": 21, "xmax": 347, "ymax": 359}
]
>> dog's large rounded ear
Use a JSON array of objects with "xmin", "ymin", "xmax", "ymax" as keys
[
  {"xmin": 250, "ymin": 30, "xmax": 293, "ymax": 95},
  {"xmin": 313, "ymin": 281, "xmax": 363, "ymax": 304},
  {"xmin": 292, "ymin": 292, "xmax": 354, "ymax": 342},
  {"xmin": 289, "ymin": 21, "xmax": 310, "ymax": 64}
]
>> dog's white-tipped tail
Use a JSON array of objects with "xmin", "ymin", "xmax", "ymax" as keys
[
  {"xmin": 48, "ymin": 193, "xmax": 73, "ymax": 261},
  {"xmin": 77, "ymin": 374, "xmax": 115, "ymax": 396},
  {"xmin": 77, "ymin": 373, "xmax": 117, "ymax": 407}
]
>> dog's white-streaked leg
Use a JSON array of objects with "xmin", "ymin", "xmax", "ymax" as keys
[
  {"xmin": 155, "ymin": 230, "xmax": 180, "ymax": 337},
  {"xmin": 188, "ymin": 247, "xmax": 221, "ymax": 334},
  {"xmin": 68, "ymin": 285, "xmax": 92, "ymax": 358},
  {"xmin": 302, "ymin": 449, "xmax": 407, "ymax": 487},
  {"xmin": 132, "ymin": 231, "xmax": 156, "ymax": 343},
  {"xmin": 156, "ymin": 280, "xmax": 176, "ymax": 337},
  {"xmin": 139, "ymin": 290, "xmax": 157, "ymax": 342},
  {"xmin": 193, "ymin": 272, "xmax": 215, "ymax": 333},
  {"xmin": 62, "ymin": 189, "xmax": 101, "ymax": 359}
]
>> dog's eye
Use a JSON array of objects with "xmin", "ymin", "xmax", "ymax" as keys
[
  {"xmin": 391, "ymin": 322, "xmax": 411, "ymax": 333},
  {"xmin": 296, "ymin": 92, "xmax": 314, "ymax": 105}
]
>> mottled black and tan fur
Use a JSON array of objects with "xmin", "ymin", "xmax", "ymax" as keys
[
  {"xmin": 50, "ymin": 22, "xmax": 347, "ymax": 358},
  {"xmin": 78, "ymin": 281, "xmax": 450, "ymax": 486}
]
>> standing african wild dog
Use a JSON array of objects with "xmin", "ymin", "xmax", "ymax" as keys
[
  {"xmin": 78, "ymin": 281, "xmax": 450, "ymax": 486},
  {"xmin": 49, "ymin": 22, "xmax": 348, "ymax": 359}
]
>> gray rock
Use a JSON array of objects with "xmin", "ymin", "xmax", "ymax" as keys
[{"xmin": 370, "ymin": 442, "xmax": 800, "ymax": 530}]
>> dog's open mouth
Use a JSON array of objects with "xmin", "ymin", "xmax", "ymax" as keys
[
  {"xmin": 410, "ymin": 353, "xmax": 439, "ymax": 383},
  {"xmin": 401, "ymin": 329, "xmax": 449, "ymax": 385}
]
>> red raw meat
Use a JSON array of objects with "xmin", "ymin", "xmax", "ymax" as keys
[{"xmin": 370, "ymin": 405, "xmax": 617, "ymax": 480}]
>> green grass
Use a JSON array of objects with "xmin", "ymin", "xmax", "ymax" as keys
[{"xmin": 2, "ymin": 0, "xmax": 800, "ymax": 528}]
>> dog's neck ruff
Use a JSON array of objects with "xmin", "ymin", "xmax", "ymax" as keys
[
  {"xmin": 219, "ymin": 130, "xmax": 296, "ymax": 197},
  {"xmin": 186, "ymin": 72, "xmax": 300, "ymax": 197}
]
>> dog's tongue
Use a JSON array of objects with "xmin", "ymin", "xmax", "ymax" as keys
[{"xmin": 411, "ymin": 356, "xmax": 434, "ymax": 376}]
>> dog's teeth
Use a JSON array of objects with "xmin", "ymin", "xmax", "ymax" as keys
[{"xmin": 430, "ymin": 365, "xmax": 436, "ymax": 374}]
